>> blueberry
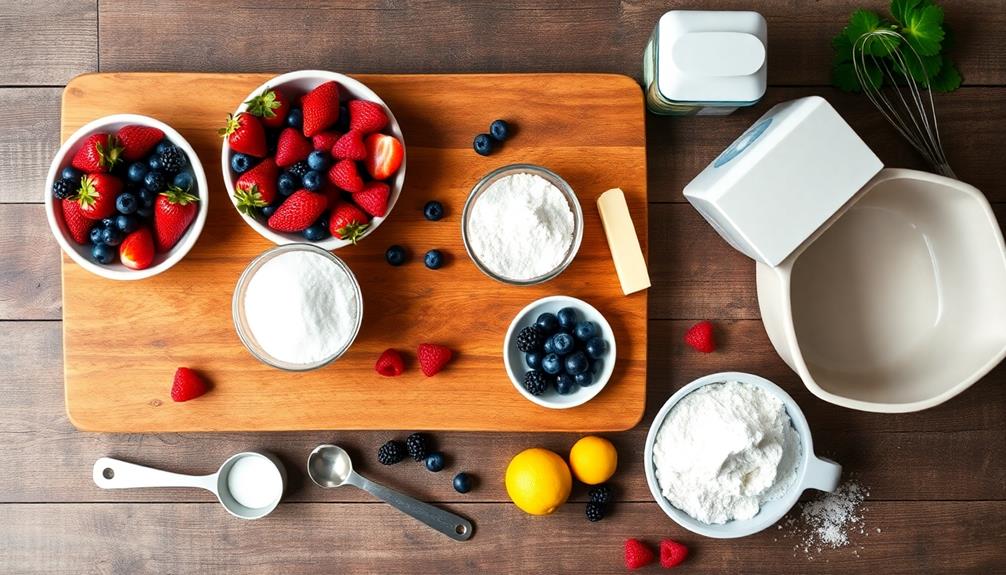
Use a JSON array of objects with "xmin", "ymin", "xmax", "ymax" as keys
[
  {"xmin": 100, "ymin": 227, "xmax": 122, "ymax": 247},
  {"xmin": 473, "ymin": 133, "xmax": 493, "ymax": 156},
  {"xmin": 557, "ymin": 307, "xmax": 578, "ymax": 330},
  {"xmin": 590, "ymin": 358, "xmax": 603, "ymax": 375},
  {"xmin": 261, "ymin": 205, "xmax": 277, "ymax": 218},
  {"xmin": 543, "ymin": 337, "xmax": 555, "ymax": 354},
  {"xmin": 126, "ymin": 162, "xmax": 148, "ymax": 183},
  {"xmin": 307, "ymin": 150, "xmax": 329, "ymax": 171},
  {"xmin": 143, "ymin": 171, "xmax": 165, "ymax": 193},
  {"xmin": 147, "ymin": 154, "xmax": 163, "ymax": 171},
  {"xmin": 535, "ymin": 312, "xmax": 559, "ymax": 334},
  {"xmin": 115, "ymin": 192, "xmax": 138, "ymax": 215},
  {"xmin": 154, "ymin": 140, "xmax": 172, "ymax": 155},
  {"xmin": 278, "ymin": 172, "xmax": 298, "ymax": 196},
  {"xmin": 525, "ymin": 351, "xmax": 542, "ymax": 370},
  {"xmin": 452, "ymin": 472, "xmax": 474, "ymax": 494},
  {"xmin": 88, "ymin": 227, "xmax": 103, "ymax": 245},
  {"xmin": 115, "ymin": 214, "xmax": 139, "ymax": 233},
  {"xmin": 91, "ymin": 242, "xmax": 115, "ymax": 264},
  {"xmin": 302, "ymin": 170, "xmax": 322, "ymax": 191},
  {"xmin": 541, "ymin": 353, "xmax": 562, "ymax": 375},
  {"xmin": 286, "ymin": 107, "xmax": 303, "ymax": 129},
  {"xmin": 230, "ymin": 153, "xmax": 253, "ymax": 174},
  {"xmin": 334, "ymin": 105, "xmax": 350, "ymax": 132},
  {"xmin": 490, "ymin": 119, "xmax": 510, "ymax": 141},
  {"xmin": 585, "ymin": 336, "xmax": 606, "ymax": 359},
  {"xmin": 303, "ymin": 223, "xmax": 330, "ymax": 241},
  {"xmin": 425, "ymin": 452, "xmax": 445, "ymax": 472},
  {"xmin": 61, "ymin": 166, "xmax": 82, "ymax": 181},
  {"xmin": 574, "ymin": 321, "xmax": 597, "ymax": 342},
  {"xmin": 424, "ymin": 249, "xmax": 443, "ymax": 270},
  {"xmin": 550, "ymin": 332, "xmax": 574, "ymax": 355},
  {"xmin": 565, "ymin": 351, "xmax": 589, "ymax": 375},
  {"xmin": 172, "ymin": 171, "xmax": 194, "ymax": 191},
  {"xmin": 423, "ymin": 200, "xmax": 444, "ymax": 221},
  {"xmin": 385, "ymin": 245, "xmax": 406, "ymax": 266},
  {"xmin": 136, "ymin": 206, "xmax": 153, "ymax": 218},
  {"xmin": 138, "ymin": 188, "xmax": 157, "ymax": 206},
  {"xmin": 575, "ymin": 371, "xmax": 594, "ymax": 387},
  {"xmin": 101, "ymin": 217, "xmax": 116, "ymax": 229},
  {"xmin": 555, "ymin": 373, "xmax": 576, "ymax": 395}
]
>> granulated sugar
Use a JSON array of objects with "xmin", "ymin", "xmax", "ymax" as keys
[{"xmin": 778, "ymin": 479, "xmax": 873, "ymax": 559}]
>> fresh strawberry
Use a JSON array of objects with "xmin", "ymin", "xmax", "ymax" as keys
[
  {"xmin": 320, "ymin": 180, "xmax": 343, "ymax": 207},
  {"xmin": 117, "ymin": 125, "xmax": 164, "ymax": 160},
  {"xmin": 233, "ymin": 158, "xmax": 279, "ymax": 215},
  {"xmin": 328, "ymin": 202, "xmax": 370, "ymax": 243},
  {"xmin": 71, "ymin": 133, "xmax": 122, "ymax": 173},
  {"xmin": 312, "ymin": 130, "xmax": 342, "ymax": 152},
  {"xmin": 331, "ymin": 130, "xmax": 367, "ymax": 161},
  {"xmin": 267, "ymin": 190, "xmax": 328, "ymax": 232},
  {"xmin": 60, "ymin": 197, "xmax": 93, "ymax": 244},
  {"xmin": 275, "ymin": 127, "xmax": 313, "ymax": 167},
  {"xmin": 684, "ymin": 320, "xmax": 716, "ymax": 353},
  {"xmin": 170, "ymin": 367, "xmax": 208, "ymax": 402},
  {"xmin": 417, "ymin": 343, "xmax": 452, "ymax": 377},
  {"xmin": 659, "ymin": 539, "xmax": 689, "ymax": 569},
  {"xmin": 301, "ymin": 81, "xmax": 341, "ymax": 137},
  {"xmin": 364, "ymin": 133, "xmax": 404, "ymax": 180},
  {"xmin": 244, "ymin": 87, "xmax": 290, "ymax": 129},
  {"xmin": 153, "ymin": 185, "xmax": 199, "ymax": 252},
  {"xmin": 348, "ymin": 100, "xmax": 388, "ymax": 134},
  {"xmin": 328, "ymin": 159, "xmax": 364, "ymax": 193},
  {"xmin": 119, "ymin": 227, "xmax": 155, "ymax": 270},
  {"xmin": 624, "ymin": 539, "xmax": 655, "ymax": 570},
  {"xmin": 73, "ymin": 173, "xmax": 121, "ymax": 220},
  {"xmin": 354, "ymin": 181, "xmax": 390, "ymax": 218},
  {"xmin": 375, "ymin": 349, "xmax": 405, "ymax": 377},
  {"xmin": 219, "ymin": 112, "xmax": 267, "ymax": 157}
]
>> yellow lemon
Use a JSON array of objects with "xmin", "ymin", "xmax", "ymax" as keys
[
  {"xmin": 505, "ymin": 448, "xmax": 572, "ymax": 515},
  {"xmin": 569, "ymin": 436, "xmax": 618, "ymax": 485}
]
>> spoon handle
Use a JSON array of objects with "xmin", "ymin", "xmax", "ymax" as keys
[
  {"xmin": 93, "ymin": 457, "xmax": 217, "ymax": 492},
  {"xmin": 350, "ymin": 473, "xmax": 473, "ymax": 541}
]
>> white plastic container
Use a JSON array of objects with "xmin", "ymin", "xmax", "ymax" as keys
[
  {"xmin": 684, "ymin": 96, "xmax": 1006, "ymax": 412},
  {"xmin": 643, "ymin": 10, "xmax": 767, "ymax": 116}
]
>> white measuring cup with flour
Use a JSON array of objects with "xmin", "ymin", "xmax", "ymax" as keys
[{"xmin": 93, "ymin": 452, "xmax": 286, "ymax": 520}]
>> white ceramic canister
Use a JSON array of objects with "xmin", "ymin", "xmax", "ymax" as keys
[{"xmin": 643, "ymin": 10, "xmax": 767, "ymax": 116}]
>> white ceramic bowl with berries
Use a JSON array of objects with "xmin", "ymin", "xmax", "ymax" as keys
[
  {"xmin": 221, "ymin": 70, "xmax": 406, "ymax": 250},
  {"xmin": 44, "ymin": 113, "xmax": 209, "ymax": 281}
]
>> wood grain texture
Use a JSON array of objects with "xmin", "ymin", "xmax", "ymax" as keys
[
  {"xmin": 0, "ymin": 0, "xmax": 97, "ymax": 85},
  {"xmin": 59, "ymin": 72, "xmax": 647, "ymax": 432},
  {"xmin": 0, "ymin": 89, "xmax": 63, "ymax": 203},
  {"xmin": 0, "ymin": 205, "xmax": 62, "ymax": 320}
]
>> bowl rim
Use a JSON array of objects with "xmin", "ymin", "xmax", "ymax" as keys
[
  {"xmin": 44, "ymin": 113, "xmax": 209, "ymax": 281},
  {"xmin": 220, "ymin": 69, "xmax": 406, "ymax": 250},
  {"xmin": 503, "ymin": 295, "xmax": 616, "ymax": 409},
  {"xmin": 461, "ymin": 163, "xmax": 584, "ymax": 286}
]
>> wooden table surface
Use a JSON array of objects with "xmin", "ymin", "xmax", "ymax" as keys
[{"xmin": 1, "ymin": 1, "xmax": 1004, "ymax": 573}]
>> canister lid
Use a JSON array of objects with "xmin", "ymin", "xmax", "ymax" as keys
[
  {"xmin": 656, "ymin": 10, "xmax": 767, "ymax": 104},
  {"xmin": 683, "ymin": 96, "xmax": 884, "ymax": 266}
]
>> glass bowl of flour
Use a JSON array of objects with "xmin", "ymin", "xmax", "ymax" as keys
[
  {"xmin": 643, "ymin": 372, "xmax": 842, "ymax": 539},
  {"xmin": 462, "ymin": 164, "xmax": 583, "ymax": 285},
  {"xmin": 232, "ymin": 244, "xmax": 363, "ymax": 371}
]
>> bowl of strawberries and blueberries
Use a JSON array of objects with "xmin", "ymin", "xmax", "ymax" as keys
[
  {"xmin": 45, "ymin": 114, "xmax": 207, "ymax": 280},
  {"xmin": 221, "ymin": 70, "xmax": 406, "ymax": 249}
]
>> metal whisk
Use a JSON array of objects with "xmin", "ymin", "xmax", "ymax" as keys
[{"xmin": 852, "ymin": 29, "xmax": 955, "ymax": 178}]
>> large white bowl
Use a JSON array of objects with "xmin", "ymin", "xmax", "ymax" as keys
[
  {"xmin": 221, "ymin": 70, "xmax": 406, "ymax": 250},
  {"xmin": 644, "ymin": 372, "xmax": 841, "ymax": 539},
  {"xmin": 44, "ymin": 113, "xmax": 209, "ymax": 280}
]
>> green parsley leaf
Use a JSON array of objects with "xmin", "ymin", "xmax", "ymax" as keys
[
  {"xmin": 901, "ymin": 3, "xmax": 945, "ymax": 56},
  {"xmin": 832, "ymin": 60, "xmax": 884, "ymax": 92},
  {"xmin": 890, "ymin": 0, "xmax": 922, "ymax": 26},
  {"xmin": 929, "ymin": 56, "xmax": 961, "ymax": 92},
  {"xmin": 899, "ymin": 52, "xmax": 943, "ymax": 84},
  {"xmin": 832, "ymin": 33, "xmax": 853, "ymax": 64}
]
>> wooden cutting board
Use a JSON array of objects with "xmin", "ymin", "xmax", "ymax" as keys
[{"xmin": 61, "ymin": 73, "xmax": 647, "ymax": 432}]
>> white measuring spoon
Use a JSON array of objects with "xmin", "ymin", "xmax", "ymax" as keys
[
  {"xmin": 93, "ymin": 452, "xmax": 286, "ymax": 520},
  {"xmin": 307, "ymin": 444, "xmax": 474, "ymax": 540}
]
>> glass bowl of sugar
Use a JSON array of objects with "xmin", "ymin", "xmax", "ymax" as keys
[
  {"xmin": 233, "ymin": 244, "xmax": 363, "ymax": 371},
  {"xmin": 462, "ymin": 164, "xmax": 583, "ymax": 285}
]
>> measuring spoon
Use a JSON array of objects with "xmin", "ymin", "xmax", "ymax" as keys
[
  {"xmin": 307, "ymin": 444, "xmax": 473, "ymax": 541},
  {"xmin": 93, "ymin": 452, "xmax": 286, "ymax": 520}
]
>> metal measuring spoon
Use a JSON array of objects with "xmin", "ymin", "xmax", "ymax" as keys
[
  {"xmin": 307, "ymin": 444, "xmax": 473, "ymax": 541},
  {"xmin": 93, "ymin": 452, "xmax": 286, "ymax": 520}
]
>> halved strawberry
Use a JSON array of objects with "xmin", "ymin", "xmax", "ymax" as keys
[
  {"xmin": 74, "ymin": 173, "xmax": 121, "ymax": 220},
  {"xmin": 328, "ymin": 202, "xmax": 370, "ymax": 243},
  {"xmin": 348, "ymin": 100, "xmax": 388, "ymax": 134},
  {"xmin": 275, "ymin": 127, "xmax": 313, "ymax": 167},
  {"xmin": 219, "ymin": 112, "xmax": 267, "ymax": 157},
  {"xmin": 328, "ymin": 159, "xmax": 364, "ymax": 193},
  {"xmin": 244, "ymin": 87, "xmax": 291, "ymax": 129},
  {"xmin": 364, "ymin": 133, "xmax": 404, "ymax": 181},
  {"xmin": 119, "ymin": 227, "xmax": 155, "ymax": 270},
  {"xmin": 267, "ymin": 190, "xmax": 328, "ymax": 233},
  {"xmin": 331, "ymin": 130, "xmax": 366, "ymax": 161},
  {"xmin": 233, "ymin": 158, "xmax": 279, "ymax": 215},
  {"xmin": 312, "ymin": 130, "xmax": 342, "ymax": 152},
  {"xmin": 117, "ymin": 125, "xmax": 165, "ymax": 161},
  {"xmin": 354, "ymin": 181, "xmax": 390, "ymax": 218},
  {"xmin": 154, "ymin": 186, "xmax": 199, "ymax": 252},
  {"xmin": 301, "ymin": 81, "xmax": 341, "ymax": 137},
  {"xmin": 71, "ymin": 133, "xmax": 122, "ymax": 173},
  {"xmin": 61, "ymin": 197, "xmax": 94, "ymax": 244}
]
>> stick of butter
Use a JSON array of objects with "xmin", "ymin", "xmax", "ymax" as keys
[{"xmin": 597, "ymin": 188, "xmax": 650, "ymax": 295}]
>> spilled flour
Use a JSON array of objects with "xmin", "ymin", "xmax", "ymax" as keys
[{"xmin": 777, "ymin": 479, "xmax": 875, "ymax": 560}]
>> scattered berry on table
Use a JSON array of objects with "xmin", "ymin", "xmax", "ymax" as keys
[
  {"xmin": 624, "ymin": 539, "xmax": 655, "ymax": 570},
  {"xmin": 278, "ymin": 172, "xmax": 298, "ymax": 196},
  {"xmin": 119, "ymin": 228, "xmax": 155, "ymax": 270},
  {"xmin": 115, "ymin": 214, "xmax": 139, "ymax": 234},
  {"xmin": 61, "ymin": 166, "xmax": 82, "ymax": 181},
  {"xmin": 516, "ymin": 325, "xmax": 544, "ymax": 353},
  {"xmin": 115, "ymin": 192, "xmax": 138, "ymax": 215},
  {"xmin": 230, "ymin": 153, "xmax": 253, "ymax": 174},
  {"xmin": 302, "ymin": 223, "xmax": 330, "ymax": 241},
  {"xmin": 307, "ymin": 150, "xmax": 330, "ymax": 171},
  {"xmin": 424, "ymin": 249, "xmax": 443, "ymax": 270},
  {"xmin": 301, "ymin": 81, "xmax": 341, "ymax": 137},
  {"xmin": 424, "ymin": 451, "xmax": 445, "ymax": 472},
  {"xmin": 219, "ymin": 112, "xmax": 267, "ymax": 158},
  {"xmin": 348, "ymin": 100, "xmax": 389, "ymax": 134},
  {"xmin": 100, "ymin": 227, "xmax": 122, "ymax": 247},
  {"xmin": 328, "ymin": 202, "xmax": 370, "ymax": 243},
  {"xmin": 589, "ymin": 484, "xmax": 612, "ymax": 504},
  {"xmin": 143, "ymin": 171, "xmax": 166, "ymax": 193},
  {"xmin": 154, "ymin": 185, "xmax": 200, "ymax": 252},
  {"xmin": 684, "ymin": 320, "xmax": 716, "ymax": 353},
  {"xmin": 170, "ymin": 367, "xmax": 208, "ymax": 402},
  {"xmin": 574, "ymin": 321, "xmax": 597, "ymax": 341},
  {"xmin": 541, "ymin": 353, "xmax": 562, "ymax": 375},
  {"xmin": 71, "ymin": 133, "xmax": 122, "ymax": 173},
  {"xmin": 172, "ymin": 171, "xmax": 194, "ymax": 192},
  {"xmin": 332, "ymin": 130, "xmax": 367, "ymax": 161},
  {"xmin": 51, "ymin": 178, "xmax": 75, "ymax": 199},
  {"xmin": 585, "ymin": 336, "xmax": 606, "ymax": 359},
  {"xmin": 659, "ymin": 539, "xmax": 689, "ymax": 569},
  {"xmin": 377, "ymin": 440, "xmax": 406, "ymax": 465},
  {"xmin": 490, "ymin": 119, "xmax": 510, "ymax": 141},
  {"xmin": 354, "ymin": 182, "xmax": 390, "ymax": 218},
  {"xmin": 423, "ymin": 200, "xmax": 444, "ymax": 221},
  {"xmin": 158, "ymin": 145, "xmax": 186, "ymax": 173},
  {"xmin": 286, "ymin": 107, "xmax": 303, "ymax": 129},
  {"xmin": 385, "ymin": 245, "xmax": 407, "ymax": 266},
  {"xmin": 550, "ymin": 332, "xmax": 574, "ymax": 355},
  {"xmin": 417, "ymin": 343, "xmax": 452, "ymax": 377},
  {"xmin": 127, "ymin": 162, "xmax": 148, "ymax": 183},
  {"xmin": 523, "ymin": 370, "xmax": 548, "ymax": 396},
  {"xmin": 405, "ymin": 433, "xmax": 429, "ymax": 461},
  {"xmin": 473, "ymin": 133, "xmax": 493, "ymax": 156},
  {"xmin": 585, "ymin": 501, "xmax": 605, "ymax": 522},
  {"xmin": 268, "ymin": 190, "xmax": 328, "ymax": 233},
  {"xmin": 555, "ymin": 373, "xmax": 576, "ymax": 395},
  {"xmin": 117, "ymin": 125, "xmax": 164, "ymax": 160},
  {"xmin": 91, "ymin": 242, "xmax": 115, "ymax": 264},
  {"xmin": 557, "ymin": 307, "xmax": 578, "ymax": 330},
  {"xmin": 148, "ymin": 154, "xmax": 163, "ymax": 171},
  {"xmin": 574, "ymin": 371, "xmax": 594, "ymax": 387},
  {"xmin": 375, "ymin": 348, "xmax": 405, "ymax": 377},
  {"xmin": 565, "ymin": 351, "xmax": 589, "ymax": 375},
  {"xmin": 453, "ymin": 472, "xmax": 474, "ymax": 494},
  {"xmin": 364, "ymin": 133, "xmax": 404, "ymax": 180},
  {"xmin": 525, "ymin": 351, "xmax": 542, "ymax": 370},
  {"xmin": 302, "ymin": 170, "xmax": 323, "ymax": 191},
  {"xmin": 535, "ymin": 312, "xmax": 559, "ymax": 334}
]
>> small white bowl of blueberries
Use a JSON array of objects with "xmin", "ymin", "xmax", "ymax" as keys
[{"xmin": 504, "ymin": 295, "xmax": 616, "ymax": 409}]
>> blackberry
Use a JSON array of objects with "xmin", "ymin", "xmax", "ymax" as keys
[
  {"xmin": 289, "ymin": 161, "xmax": 310, "ymax": 178},
  {"xmin": 516, "ymin": 325, "xmax": 544, "ymax": 353},
  {"xmin": 589, "ymin": 484, "xmax": 612, "ymax": 504},
  {"xmin": 52, "ymin": 178, "xmax": 75, "ymax": 199},
  {"xmin": 523, "ymin": 370, "xmax": 548, "ymax": 396},
  {"xmin": 159, "ymin": 145, "xmax": 186, "ymax": 173},
  {"xmin": 377, "ymin": 440, "xmax": 406, "ymax": 465},
  {"xmin": 585, "ymin": 501, "xmax": 606, "ymax": 522},
  {"xmin": 405, "ymin": 432, "xmax": 429, "ymax": 461}
]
